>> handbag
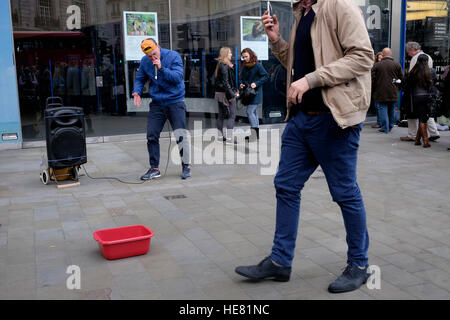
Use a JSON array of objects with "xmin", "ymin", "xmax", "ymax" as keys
[
  {"xmin": 240, "ymin": 85, "xmax": 257, "ymax": 106},
  {"xmin": 427, "ymin": 85, "xmax": 441, "ymax": 117}
]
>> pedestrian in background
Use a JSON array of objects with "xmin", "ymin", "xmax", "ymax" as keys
[
  {"xmin": 401, "ymin": 54, "xmax": 436, "ymax": 148},
  {"xmin": 400, "ymin": 42, "xmax": 440, "ymax": 142},
  {"xmin": 239, "ymin": 48, "xmax": 269, "ymax": 140},
  {"xmin": 371, "ymin": 51, "xmax": 385, "ymax": 129},
  {"xmin": 375, "ymin": 52, "xmax": 383, "ymax": 64},
  {"xmin": 214, "ymin": 47, "xmax": 239, "ymax": 143},
  {"xmin": 371, "ymin": 48, "xmax": 403, "ymax": 133}
]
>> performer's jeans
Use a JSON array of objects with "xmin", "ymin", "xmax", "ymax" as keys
[
  {"xmin": 147, "ymin": 101, "xmax": 190, "ymax": 168},
  {"xmin": 270, "ymin": 111, "xmax": 369, "ymax": 268}
]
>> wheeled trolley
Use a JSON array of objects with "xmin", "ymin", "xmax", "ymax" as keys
[{"xmin": 39, "ymin": 96, "xmax": 86, "ymax": 187}]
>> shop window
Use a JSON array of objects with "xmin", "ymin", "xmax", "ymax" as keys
[
  {"xmin": 114, "ymin": 23, "xmax": 121, "ymax": 37},
  {"xmin": 405, "ymin": 0, "xmax": 450, "ymax": 79}
]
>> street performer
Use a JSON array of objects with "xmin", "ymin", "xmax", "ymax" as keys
[{"xmin": 132, "ymin": 38, "xmax": 191, "ymax": 180}]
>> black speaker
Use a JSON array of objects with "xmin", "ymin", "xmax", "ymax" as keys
[{"xmin": 45, "ymin": 106, "xmax": 87, "ymax": 169}]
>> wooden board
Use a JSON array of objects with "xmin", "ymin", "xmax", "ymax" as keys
[{"xmin": 56, "ymin": 182, "xmax": 80, "ymax": 189}]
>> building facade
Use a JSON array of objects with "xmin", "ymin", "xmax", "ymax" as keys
[{"xmin": 1, "ymin": 0, "xmax": 449, "ymax": 148}]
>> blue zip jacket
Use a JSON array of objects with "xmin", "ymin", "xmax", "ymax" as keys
[
  {"xmin": 133, "ymin": 48, "xmax": 185, "ymax": 106},
  {"xmin": 239, "ymin": 62, "xmax": 269, "ymax": 105}
]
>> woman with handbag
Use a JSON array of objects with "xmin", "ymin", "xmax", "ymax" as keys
[
  {"xmin": 402, "ymin": 54, "xmax": 436, "ymax": 148},
  {"xmin": 239, "ymin": 48, "xmax": 269, "ymax": 140},
  {"xmin": 214, "ymin": 47, "xmax": 239, "ymax": 142}
]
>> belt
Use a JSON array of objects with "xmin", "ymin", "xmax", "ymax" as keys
[{"xmin": 304, "ymin": 111, "xmax": 331, "ymax": 116}]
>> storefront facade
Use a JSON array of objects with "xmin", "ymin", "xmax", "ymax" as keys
[{"xmin": 1, "ymin": 0, "xmax": 448, "ymax": 148}]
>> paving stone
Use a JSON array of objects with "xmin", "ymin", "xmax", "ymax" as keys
[
  {"xmin": 403, "ymin": 283, "xmax": 450, "ymax": 300},
  {"xmin": 379, "ymin": 264, "xmax": 426, "ymax": 288},
  {"xmin": 426, "ymin": 246, "xmax": 450, "ymax": 260},
  {"xmin": 0, "ymin": 233, "xmax": 6, "ymax": 246},
  {"xmin": 181, "ymin": 262, "xmax": 231, "ymax": 287},
  {"xmin": 222, "ymin": 240, "xmax": 263, "ymax": 259},
  {"xmin": 359, "ymin": 279, "xmax": 417, "ymax": 300},
  {"xmin": 0, "ymin": 280, "xmax": 37, "ymax": 299},
  {"xmin": 107, "ymin": 259, "xmax": 147, "ymax": 276},
  {"xmin": 34, "ymin": 206, "xmax": 59, "ymax": 221},
  {"xmin": 156, "ymin": 276, "xmax": 205, "ymax": 299},
  {"xmin": 36, "ymin": 285, "xmax": 81, "ymax": 300},
  {"xmin": 381, "ymin": 252, "xmax": 435, "ymax": 273},
  {"xmin": 183, "ymin": 227, "xmax": 213, "ymax": 242},
  {"xmin": 292, "ymin": 258, "xmax": 333, "ymax": 279},
  {"xmin": 35, "ymin": 219, "xmax": 62, "ymax": 231},
  {"xmin": 35, "ymin": 228, "xmax": 65, "ymax": 242},
  {"xmin": 79, "ymin": 288, "xmax": 113, "ymax": 300},
  {"xmin": 5, "ymin": 263, "xmax": 36, "ymax": 285},
  {"xmin": 6, "ymin": 247, "xmax": 35, "ymax": 265},
  {"xmin": 140, "ymin": 257, "xmax": 184, "ymax": 281},
  {"xmin": 299, "ymin": 246, "xmax": 345, "ymax": 265},
  {"xmin": 412, "ymin": 269, "xmax": 450, "ymax": 291},
  {"xmin": 314, "ymin": 237, "xmax": 348, "ymax": 254},
  {"xmin": 36, "ymin": 260, "xmax": 71, "ymax": 288},
  {"xmin": 200, "ymin": 280, "xmax": 251, "ymax": 300}
]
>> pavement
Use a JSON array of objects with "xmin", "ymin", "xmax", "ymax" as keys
[{"xmin": 0, "ymin": 122, "xmax": 449, "ymax": 300}]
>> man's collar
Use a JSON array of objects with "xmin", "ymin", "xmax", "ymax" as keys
[
  {"xmin": 413, "ymin": 50, "xmax": 423, "ymax": 58},
  {"xmin": 293, "ymin": 0, "xmax": 321, "ymax": 17},
  {"xmin": 382, "ymin": 56, "xmax": 394, "ymax": 61}
]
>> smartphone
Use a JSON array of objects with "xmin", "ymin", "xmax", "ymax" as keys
[{"xmin": 267, "ymin": 1, "xmax": 273, "ymax": 30}]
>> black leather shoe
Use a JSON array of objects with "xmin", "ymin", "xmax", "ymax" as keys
[
  {"xmin": 429, "ymin": 135, "xmax": 440, "ymax": 142},
  {"xmin": 235, "ymin": 257, "xmax": 291, "ymax": 282},
  {"xmin": 328, "ymin": 265, "xmax": 370, "ymax": 293}
]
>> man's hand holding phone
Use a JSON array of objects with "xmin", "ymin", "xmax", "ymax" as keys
[{"xmin": 261, "ymin": 10, "xmax": 280, "ymax": 42}]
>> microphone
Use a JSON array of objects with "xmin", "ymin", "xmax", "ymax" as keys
[{"xmin": 154, "ymin": 64, "xmax": 157, "ymax": 80}]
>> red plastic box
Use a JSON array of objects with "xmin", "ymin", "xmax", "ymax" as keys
[{"xmin": 93, "ymin": 225, "xmax": 154, "ymax": 260}]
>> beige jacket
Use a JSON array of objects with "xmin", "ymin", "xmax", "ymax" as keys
[{"xmin": 270, "ymin": 0, "xmax": 374, "ymax": 128}]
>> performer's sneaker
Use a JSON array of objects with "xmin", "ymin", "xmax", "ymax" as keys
[
  {"xmin": 235, "ymin": 257, "xmax": 291, "ymax": 282},
  {"xmin": 181, "ymin": 164, "xmax": 191, "ymax": 180},
  {"xmin": 140, "ymin": 168, "xmax": 161, "ymax": 180},
  {"xmin": 328, "ymin": 264, "xmax": 370, "ymax": 293}
]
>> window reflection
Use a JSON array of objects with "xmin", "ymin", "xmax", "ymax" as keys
[
  {"xmin": 11, "ymin": 0, "xmax": 399, "ymax": 141},
  {"xmin": 405, "ymin": 0, "xmax": 449, "ymax": 82}
]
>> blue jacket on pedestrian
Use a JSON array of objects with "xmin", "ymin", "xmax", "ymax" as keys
[
  {"xmin": 133, "ymin": 48, "xmax": 185, "ymax": 106},
  {"xmin": 239, "ymin": 62, "xmax": 269, "ymax": 105}
]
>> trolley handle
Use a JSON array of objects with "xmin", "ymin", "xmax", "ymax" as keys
[{"xmin": 46, "ymin": 96, "xmax": 63, "ymax": 108}]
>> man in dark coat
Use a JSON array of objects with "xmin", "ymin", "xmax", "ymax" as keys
[{"xmin": 371, "ymin": 48, "xmax": 403, "ymax": 133}]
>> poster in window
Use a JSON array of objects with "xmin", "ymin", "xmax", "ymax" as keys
[
  {"xmin": 123, "ymin": 11, "xmax": 158, "ymax": 61},
  {"xmin": 240, "ymin": 16, "xmax": 268, "ymax": 60}
]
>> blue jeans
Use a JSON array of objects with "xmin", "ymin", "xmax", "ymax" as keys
[
  {"xmin": 246, "ymin": 104, "xmax": 260, "ymax": 128},
  {"xmin": 147, "ymin": 101, "xmax": 190, "ymax": 168},
  {"xmin": 375, "ymin": 101, "xmax": 396, "ymax": 133},
  {"xmin": 270, "ymin": 111, "xmax": 369, "ymax": 268}
]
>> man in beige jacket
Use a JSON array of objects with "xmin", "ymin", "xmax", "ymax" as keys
[{"xmin": 235, "ymin": 0, "xmax": 373, "ymax": 294}]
